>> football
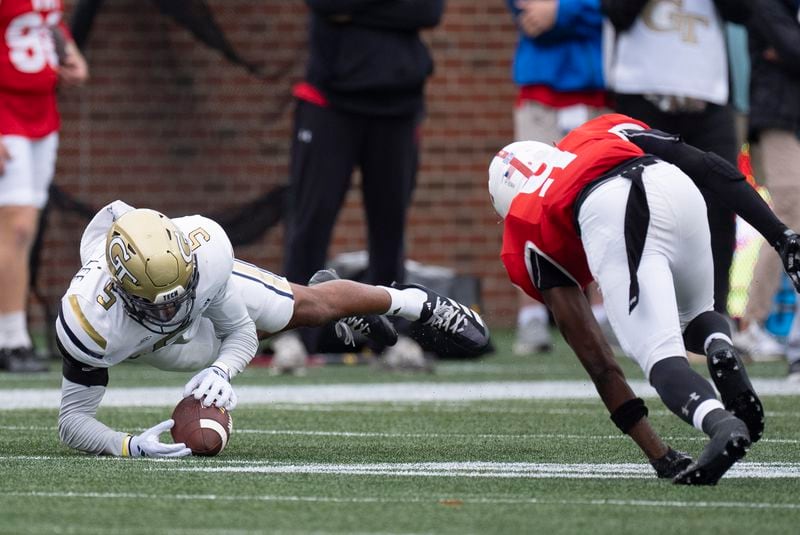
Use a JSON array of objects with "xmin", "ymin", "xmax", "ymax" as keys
[{"xmin": 170, "ymin": 396, "xmax": 233, "ymax": 456}]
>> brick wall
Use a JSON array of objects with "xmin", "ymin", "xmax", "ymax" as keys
[{"xmin": 37, "ymin": 0, "xmax": 520, "ymax": 332}]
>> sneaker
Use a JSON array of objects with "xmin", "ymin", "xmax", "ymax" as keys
[
  {"xmin": 308, "ymin": 269, "xmax": 398, "ymax": 348},
  {"xmin": 512, "ymin": 317, "xmax": 553, "ymax": 356},
  {"xmin": 269, "ymin": 332, "xmax": 307, "ymax": 376},
  {"xmin": 673, "ymin": 415, "xmax": 750, "ymax": 485},
  {"xmin": 0, "ymin": 347, "xmax": 49, "ymax": 373},
  {"xmin": 707, "ymin": 341, "xmax": 764, "ymax": 443},
  {"xmin": 732, "ymin": 322, "xmax": 785, "ymax": 362},
  {"xmin": 394, "ymin": 283, "xmax": 490, "ymax": 358},
  {"xmin": 650, "ymin": 447, "xmax": 693, "ymax": 479},
  {"xmin": 380, "ymin": 335, "xmax": 434, "ymax": 372},
  {"xmin": 788, "ymin": 360, "xmax": 800, "ymax": 383}
]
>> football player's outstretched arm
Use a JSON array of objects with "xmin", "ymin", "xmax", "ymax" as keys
[
  {"xmin": 57, "ymin": 294, "xmax": 189, "ymax": 457},
  {"xmin": 59, "ymin": 358, "xmax": 188, "ymax": 457},
  {"xmin": 542, "ymin": 286, "xmax": 671, "ymax": 463},
  {"xmin": 58, "ymin": 362, "xmax": 126, "ymax": 455}
]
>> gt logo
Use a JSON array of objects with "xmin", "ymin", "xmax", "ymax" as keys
[
  {"xmin": 107, "ymin": 235, "xmax": 138, "ymax": 285},
  {"xmin": 642, "ymin": 0, "xmax": 710, "ymax": 44}
]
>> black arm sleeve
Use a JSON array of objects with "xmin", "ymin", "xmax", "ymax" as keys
[
  {"xmin": 58, "ymin": 337, "xmax": 109, "ymax": 387},
  {"xmin": 624, "ymin": 129, "xmax": 789, "ymax": 246},
  {"xmin": 600, "ymin": 0, "xmax": 649, "ymax": 31}
]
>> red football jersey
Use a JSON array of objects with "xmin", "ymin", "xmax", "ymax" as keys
[
  {"xmin": 0, "ymin": 0, "xmax": 67, "ymax": 138},
  {"xmin": 501, "ymin": 113, "xmax": 650, "ymax": 303}
]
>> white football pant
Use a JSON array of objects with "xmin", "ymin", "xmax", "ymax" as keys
[{"xmin": 578, "ymin": 160, "xmax": 715, "ymax": 379}]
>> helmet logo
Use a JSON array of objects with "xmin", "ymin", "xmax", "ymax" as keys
[
  {"xmin": 108, "ymin": 235, "xmax": 139, "ymax": 285},
  {"xmin": 177, "ymin": 233, "xmax": 193, "ymax": 264}
]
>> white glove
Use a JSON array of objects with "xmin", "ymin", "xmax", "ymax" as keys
[
  {"xmin": 127, "ymin": 419, "xmax": 191, "ymax": 458},
  {"xmin": 183, "ymin": 364, "xmax": 237, "ymax": 410}
]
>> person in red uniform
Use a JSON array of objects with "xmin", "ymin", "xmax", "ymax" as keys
[
  {"xmin": 489, "ymin": 113, "xmax": 800, "ymax": 484},
  {"xmin": 0, "ymin": 0, "xmax": 88, "ymax": 372}
]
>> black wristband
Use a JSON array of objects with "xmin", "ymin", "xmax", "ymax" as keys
[{"xmin": 610, "ymin": 397, "xmax": 649, "ymax": 434}]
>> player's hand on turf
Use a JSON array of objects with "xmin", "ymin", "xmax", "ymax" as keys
[
  {"xmin": 183, "ymin": 365, "xmax": 237, "ymax": 410},
  {"xmin": 128, "ymin": 419, "xmax": 191, "ymax": 458},
  {"xmin": 775, "ymin": 230, "xmax": 800, "ymax": 292},
  {"xmin": 650, "ymin": 447, "xmax": 693, "ymax": 479}
]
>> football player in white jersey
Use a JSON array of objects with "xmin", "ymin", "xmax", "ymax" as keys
[{"xmin": 56, "ymin": 200, "xmax": 490, "ymax": 458}]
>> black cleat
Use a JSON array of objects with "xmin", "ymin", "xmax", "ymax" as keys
[
  {"xmin": 651, "ymin": 447, "xmax": 693, "ymax": 479},
  {"xmin": 707, "ymin": 342, "xmax": 764, "ymax": 443},
  {"xmin": 308, "ymin": 269, "xmax": 398, "ymax": 347},
  {"xmin": 0, "ymin": 346, "xmax": 49, "ymax": 373},
  {"xmin": 393, "ymin": 283, "xmax": 490, "ymax": 357},
  {"xmin": 673, "ymin": 416, "xmax": 750, "ymax": 486}
]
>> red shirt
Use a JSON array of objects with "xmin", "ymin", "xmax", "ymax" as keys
[
  {"xmin": 501, "ymin": 114, "xmax": 650, "ymax": 303},
  {"xmin": 0, "ymin": 0, "xmax": 67, "ymax": 138},
  {"xmin": 517, "ymin": 85, "xmax": 607, "ymax": 110}
]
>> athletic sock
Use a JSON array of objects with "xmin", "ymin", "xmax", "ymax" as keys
[
  {"xmin": 649, "ymin": 356, "xmax": 725, "ymax": 431},
  {"xmin": 379, "ymin": 286, "xmax": 426, "ymax": 321},
  {"xmin": 517, "ymin": 304, "xmax": 548, "ymax": 328},
  {"xmin": 683, "ymin": 310, "xmax": 732, "ymax": 354},
  {"xmin": 700, "ymin": 408, "xmax": 734, "ymax": 436},
  {"xmin": 0, "ymin": 311, "xmax": 32, "ymax": 350}
]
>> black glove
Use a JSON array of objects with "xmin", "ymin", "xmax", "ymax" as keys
[
  {"xmin": 650, "ymin": 447, "xmax": 693, "ymax": 479},
  {"xmin": 774, "ymin": 230, "xmax": 800, "ymax": 292}
]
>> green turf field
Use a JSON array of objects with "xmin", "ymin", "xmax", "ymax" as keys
[{"xmin": 1, "ymin": 330, "xmax": 798, "ymax": 534}]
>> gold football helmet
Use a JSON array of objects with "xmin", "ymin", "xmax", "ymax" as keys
[{"xmin": 105, "ymin": 209, "xmax": 199, "ymax": 334}]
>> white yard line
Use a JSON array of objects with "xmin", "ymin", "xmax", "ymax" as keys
[
  {"xmin": 4, "ymin": 379, "xmax": 800, "ymax": 409},
  {"xmin": 2, "ymin": 426, "xmax": 798, "ymax": 445},
  {"xmin": 4, "ymin": 489, "xmax": 800, "ymax": 511},
  {"xmin": 2, "ymin": 456, "xmax": 799, "ymax": 480},
  {"xmin": 157, "ymin": 461, "xmax": 800, "ymax": 480}
]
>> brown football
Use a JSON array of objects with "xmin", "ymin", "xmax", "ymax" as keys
[{"xmin": 170, "ymin": 396, "xmax": 233, "ymax": 456}]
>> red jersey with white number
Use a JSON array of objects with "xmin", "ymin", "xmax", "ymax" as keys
[
  {"xmin": 501, "ymin": 113, "xmax": 650, "ymax": 303},
  {"xmin": 0, "ymin": 0, "xmax": 67, "ymax": 137}
]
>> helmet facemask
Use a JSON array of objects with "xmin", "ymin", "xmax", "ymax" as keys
[
  {"xmin": 106, "ymin": 209, "xmax": 200, "ymax": 335},
  {"xmin": 114, "ymin": 261, "xmax": 199, "ymax": 334}
]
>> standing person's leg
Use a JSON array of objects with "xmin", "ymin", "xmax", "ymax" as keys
[
  {"xmin": 283, "ymin": 102, "xmax": 359, "ymax": 285},
  {"xmin": 758, "ymin": 130, "xmax": 800, "ymax": 379},
  {"xmin": 679, "ymin": 104, "xmax": 739, "ymax": 315},
  {"xmin": 0, "ymin": 134, "xmax": 56, "ymax": 372},
  {"xmin": 510, "ymin": 101, "xmax": 563, "ymax": 354},
  {"xmin": 358, "ymin": 113, "xmax": 419, "ymax": 360},
  {"xmin": 360, "ymin": 113, "xmax": 417, "ymax": 286},
  {"xmin": 736, "ymin": 131, "xmax": 800, "ymax": 359},
  {"xmin": 282, "ymin": 102, "xmax": 359, "ymax": 357}
]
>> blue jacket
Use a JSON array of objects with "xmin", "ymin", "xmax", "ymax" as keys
[{"xmin": 507, "ymin": 0, "xmax": 604, "ymax": 91}]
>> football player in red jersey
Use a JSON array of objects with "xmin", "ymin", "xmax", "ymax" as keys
[
  {"xmin": 0, "ymin": 0, "xmax": 88, "ymax": 372},
  {"xmin": 489, "ymin": 113, "xmax": 800, "ymax": 484}
]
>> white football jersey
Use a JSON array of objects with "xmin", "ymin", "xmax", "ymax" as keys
[{"xmin": 56, "ymin": 205, "xmax": 238, "ymax": 369}]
